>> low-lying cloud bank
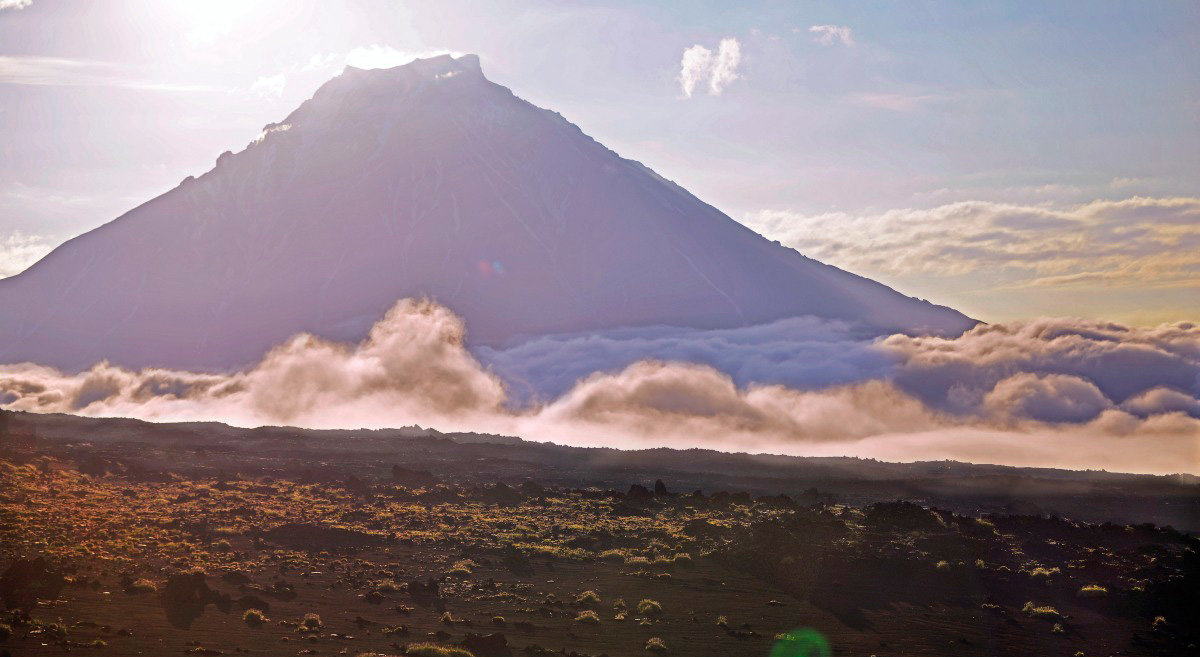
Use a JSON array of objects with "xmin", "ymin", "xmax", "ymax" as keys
[{"xmin": 2, "ymin": 300, "xmax": 1197, "ymax": 474}]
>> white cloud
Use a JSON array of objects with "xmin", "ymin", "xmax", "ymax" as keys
[
  {"xmin": 0, "ymin": 56, "xmax": 220, "ymax": 91},
  {"xmin": 808, "ymin": 24, "xmax": 855, "ymax": 46},
  {"xmin": 0, "ymin": 0, "xmax": 31, "ymax": 10},
  {"xmin": 0, "ymin": 231, "xmax": 53, "ymax": 278},
  {"xmin": 345, "ymin": 46, "xmax": 459, "ymax": 70},
  {"xmin": 678, "ymin": 37, "xmax": 742, "ymax": 98},
  {"xmin": 3, "ymin": 300, "xmax": 1198, "ymax": 474},
  {"xmin": 742, "ymin": 196, "xmax": 1200, "ymax": 291},
  {"xmin": 250, "ymin": 73, "xmax": 286, "ymax": 98}
]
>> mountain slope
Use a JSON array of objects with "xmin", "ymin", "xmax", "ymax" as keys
[{"xmin": 0, "ymin": 54, "xmax": 975, "ymax": 371}]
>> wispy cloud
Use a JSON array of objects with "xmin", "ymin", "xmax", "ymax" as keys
[
  {"xmin": 678, "ymin": 37, "xmax": 741, "ymax": 98},
  {"xmin": 250, "ymin": 73, "xmax": 286, "ymax": 98},
  {"xmin": 0, "ymin": 56, "xmax": 221, "ymax": 91},
  {"xmin": 0, "ymin": 0, "xmax": 32, "ymax": 11},
  {"xmin": 743, "ymin": 196, "xmax": 1200, "ymax": 291},
  {"xmin": 848, "ymin": 92, "xmax": 943, "ymax": 112},
  {"xmin": 807, "ymin": 24, "xmax": 855, "ymax": 46}
]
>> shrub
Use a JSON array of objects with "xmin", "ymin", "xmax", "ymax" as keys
[
  {"xmin": 128, "ymin": 578, "xmax": 157, "ymax": 593},
  {"xmin": 645, "ymin": 637, "xmax": 668, "ymax": 652},
  {"xmin": 716, "ymin": 615, "xmax": 728, "ymax": 627},
  {"xmin": 575, "ymin": 590, "xmax": 601, "ymax": 605},
  {"xmin": 299, "ymin": 613, "xmax": 322, "ymax": 632},
  {"xmin": 405, "ymin": 644, "xmax": 476, "ymax": 657},
  {"xmin": 440, "ymin": 611, "xmax": 456, "ymax": 624},
  {"xmin": 1030, "ymin": 567, "xmax": 1061, "ymax": 578},
  {"xmin": 598, "ymin": 549, "xmax": 627, "ymax": 561},
  {"xmin": 1022, "ymin": 602, "xmax": 1061, "ymax": 620},
  {"xmin": 1078, "ymin": 584, "xmax": 1107, "ymax": 597},
  {"xmin": 575, "ymin": 610, "xmax": 600, "ymax": 624},
  {"xmin": 491, "ymin": 616, "xmax": 506, "ymax": 626},
  {"xmin": 373, "ymin": 580, "xmax": 399, "ymax": 594},
  {"xmin": 637, "ymin": 599, "xmax": 663, "ymax": 617},
  {"xmin": 447, "ymin": 560, "xmax": 474, "ymax": 578},
  {"xmin": 612, "ymin": 598, "xmax": 627, "ymax": 610},
  {"xmin": 0, "ymin": 622, "xmax": 10, "ymax": 641},
  {"xmin": 935, "ymin": 560, "xmax": 950, "ymax": 571},
  {"xmin": 243, "ymin": 609, "xmax": 268, "ymax": 626}
]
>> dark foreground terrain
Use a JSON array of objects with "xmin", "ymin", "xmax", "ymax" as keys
[{"xmin": 0, "ymin": 411, "xmax": 1197, "ymax": 657}]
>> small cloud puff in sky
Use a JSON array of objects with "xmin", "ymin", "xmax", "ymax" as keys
[
  {"xmin": 807, "ymin": 24, "xmax": 855, "ymax": 46},
  {"xmin": 0, "ymin": 0, "xmax": 31, "ymax": 11},
  {"xmin": 678, "ymin": 37, "xmax": 741, "ymax": 97}
]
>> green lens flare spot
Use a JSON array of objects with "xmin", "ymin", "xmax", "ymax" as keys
[{"xmin": 769, "ymin": 628, "xmax": 831, "ymax": 657}]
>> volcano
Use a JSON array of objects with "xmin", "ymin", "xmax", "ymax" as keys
[{"xmin": 0, "ymin": 54, "xmax": 974, "ymax": 370}]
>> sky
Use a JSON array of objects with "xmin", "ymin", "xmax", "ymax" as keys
[
  {"xmin": 1, "ymin": 1, "xmax": 1198, "ymax": 474},
  {"xmin": 0, "ymin": 0, "xmax": 1197, "ymax": 324}
]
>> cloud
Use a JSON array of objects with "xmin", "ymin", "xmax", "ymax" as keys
[
  {"xmin": 0, "ymin": 56, "xmax": 221, "ymax": 91},
  {"xmin": 882, "ymin": 318, "xmax": 1200, "ymax": 418},
  {"xmin": 476, "ymin": 316, "xmax": 891, "ymax": 404},
  {"xmin": 742, "ymin": 196, "xmax": 1200, "ymax": 291},
  {"xmin": 344, "ymin": 46, "xmax": 459, "ymax": 70},
  {"xmin": 848, "ymin": 92, "xmax": 943, "ymax": 112},
  {"xmin": 250, "ymin": 73, "xmax": 286, "ymax": 98},
  {"xmin": 0, "ymin": 231, "xmax": 54, "ymax": 278},
  {"xmin": 0, "ymin": 0, "xmax": 31, "ymax": 10},
  {"xmin": 808, "ymin": 24, "xmax": 855, "ymax": 47},
  {"xmin": 678, "ymin": 37, "xmax": 741, "ymax": 97},
  {"xmin": 0, "ymin": 299, "xmax": 506, "ymax": 429},
  {"xmin": 3, "ymin": 300, "xmax": 1197, "ymax": 474}
]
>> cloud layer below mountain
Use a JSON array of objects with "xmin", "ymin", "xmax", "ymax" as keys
[{"xmin": 2, "ymin": 300, "xmax": 1197, "ymax": 474}]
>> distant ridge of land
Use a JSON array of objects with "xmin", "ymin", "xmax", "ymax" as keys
[{"xmin": 5, "ymin": 410, "xmax": 1198, "ymax": 532}]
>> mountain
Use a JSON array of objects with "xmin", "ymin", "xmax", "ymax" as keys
[{"xmin": 0, "ymin": 54, "xmax": 975, "ymax": 371}]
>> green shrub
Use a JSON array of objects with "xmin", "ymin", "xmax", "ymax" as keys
[
  {"xmin": 575, "ymin": 610, "xmax": 600, "ymax": 624},
  {"xmin": 1078, "ymin": 584, "xmax": 1107, "ymax": 597}
]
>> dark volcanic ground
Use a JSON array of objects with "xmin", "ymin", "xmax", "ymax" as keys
[{"xmin": 0, "ymin": 410, "xmax": 1197, "ymax": 657}]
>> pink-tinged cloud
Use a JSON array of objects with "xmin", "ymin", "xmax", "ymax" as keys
[{"xmin": 2, "ymin": 300, "xmax": 1197, "ymax": 474}]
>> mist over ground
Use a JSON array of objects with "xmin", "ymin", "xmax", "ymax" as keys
[{"xmin": 2, "ymin": 299, "xmax": 1196, "ymax": 474}]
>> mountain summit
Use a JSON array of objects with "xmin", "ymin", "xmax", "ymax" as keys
[{"xmin": 0, "ymin": 54, "xmax": 975, "ymax": 370}]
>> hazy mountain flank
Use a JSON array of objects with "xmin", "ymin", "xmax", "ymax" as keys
[{"xmin": 0, "ymin": 54, "xmax": 974, "ymax": 370}]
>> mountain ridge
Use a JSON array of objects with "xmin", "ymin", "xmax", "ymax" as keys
[{"xmin": 0, "ymin": 54, "xmax": 975, "ymax": 371}]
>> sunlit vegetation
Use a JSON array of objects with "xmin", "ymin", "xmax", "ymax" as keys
[
  {"xmin": 637, "ymin": 599, "xmax": 663, "ymax": 617},
  {"xmin": 0, "ymin": 437, "xmax": 1195, "ymax": 657},
  {"xmin": 1023, "ymin": 602, "xmax": 1062, "ymax": 620},
  {"xmin": 405, "ymin": 643, "xmax": 476, "ymax": 657}
]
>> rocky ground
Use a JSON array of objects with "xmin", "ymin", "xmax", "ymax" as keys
[{"xmin": 0, "ymin": 413, "xmax": 1197, "ymax": 656}]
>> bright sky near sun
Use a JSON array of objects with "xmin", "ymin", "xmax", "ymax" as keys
[{"xmin": 1, "ymin": 0, "xmax": 1197, "ymax": 324}]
